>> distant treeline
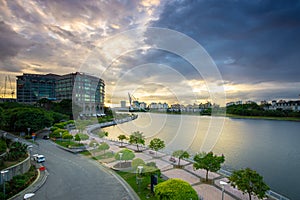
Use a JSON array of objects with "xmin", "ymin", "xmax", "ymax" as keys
[
  {"xmin": 0, "ymin": 99, "xmax": 72, "ymax": 133},
  {"xmin": 226, "ymin": 103, "xmax": 300, "ymax": 118},
  {"xmin": 0, "ymin": 99, "xmax": 113, "ymax": 134}
]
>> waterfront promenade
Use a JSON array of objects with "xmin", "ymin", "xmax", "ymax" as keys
[{"xmin": 86, "ymin": 136, "xmax": 271, "ymax": 200}]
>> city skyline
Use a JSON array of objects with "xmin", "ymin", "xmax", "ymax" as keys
[{"xmin": 1, "ymin": 1, "xmax": 300, "ymax": 106}]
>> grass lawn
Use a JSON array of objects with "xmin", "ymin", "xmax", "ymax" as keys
[
  {"xmin": 55, "ymin": 140, "xmax": 84, "ymax": 148},
  {"xmin": 116, "ymin": 171, "xmax": 165, "ymax": 200},
  {"xmin": 95, "ymin": 151, "xmax": 114, "ymax": 160},
  {"xmin": 79, "ymin": 150, "xmax": 92, "ymax": 156}
]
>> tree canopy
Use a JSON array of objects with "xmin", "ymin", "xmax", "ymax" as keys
[
  {"xmin": 117, "ymin": 134, "xmax": 128, "ymax": 147},
  {"xmin": 98, "ymin": 131, "xmax": 109, "ymax": 138},
  {"xmin": 172, "ymin": 150, "xmax": 190, "ymax": 166},
  {"xmin": 115, "ymin": 148, "xmax": 135, "ymax": 162},
  {"xmin": 229, "ymin": 168, "xmax": 270, "ymax": 200},
  {"xmin": 0, "ymin": 102, "xmax": 69, "ymax": 133},
  {"xmin": 74, "ymin": 134, "xmax": 81, "ymax": 143},
  {"xmin": 155, "ymin": 178, "xmax": 199, "ymax": 200},
  {"xmin": 193, "ymin": 152, "xmax": 225, "ymax": 182},
  {"xmin": 98, "ymin": 142, "xmax": 110, "ymax": 153},
  {"xmin": 129, "ymin": 131, "xmax": 145, "ymax": 152},
  {"xmin": 149, "ymin": 138, "xmax": 165, "ymax": 156}
]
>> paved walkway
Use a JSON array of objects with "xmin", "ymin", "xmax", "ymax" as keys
[{"xmin": 86, "ymin": 136, "xmax": 271, "ymax": 200}]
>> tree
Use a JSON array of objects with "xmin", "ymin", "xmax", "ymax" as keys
[
  {"xmin": 98, "ymin": 142, "xmax": 110, "ymax": 154},
  {"xmin": 117, "ymin": 134, "xmax": 128, "ymax": 147},
  {"xmin": 89, "ymin": 140, "xmax": 99, "ymax": 147},
  {"xmin": 149, "ymin": 138, "xmax": 165, "ymax": 157},
  {"xmin": 5, "ymin": 107, "xmax": 53, "ymax": 132},
  {"xmin": 131, "ymin": 158, "xmax": 146, "ymax": 169},
  {"xmin": 62, "ymin": 133, "xmax": 73, "ymax": 143},
  {"xmin": 0, "ymin": 107, "xmax": 4, "ymax": 129},
  {"xmin": 193, "ymin": 152, "xmax": 225, "ymax": 182},
  {"xmin": 74, "ymin": 134, "xmax": 81, "ymax": 144},
  {"xmin": 229, "ymin": 168, "xmax": 270, "ymax": 200},
  {"xmin": 98, "ymin": 131, "xmax": 109, "ymax": 138},
  {"xmin": 129, "ymin": 131, "xmax": 145, "ymax": 152},
  {"xmin": 155, "ymin": 178, "xmax": 198, "ymax": 200},
  {"xmin": 172, "ymin": 150, "xmax": 190, "ymax": 166},
  {"xmin": 77, "ymin": 133, "xmax": 89, "ymax": 140},
  {"xmin": 115, "ymin": 148, "xmax": 135, "ymax": 163}
]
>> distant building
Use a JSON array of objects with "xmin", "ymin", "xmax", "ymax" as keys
[
  {"xmin": 226, "ymin": 100, "xmax": 243, "ymax": 107},
  {"xmin": 265, "ymin": 100, "xmax": 300, "ymax": 111},
  {"xmin": 149, "ymin": 102, "xmax": 158, "ymax": 109},
  {"xmin": 139, "ymin": 102, "xmax": 147, "ymax": 109},
  {"xmin": 120, "ymin": 100, "xmax": 126, "ymax": 108}
]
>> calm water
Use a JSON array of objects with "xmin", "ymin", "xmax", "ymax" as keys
[{"xmin": 104, "ymin": 113, "xmax": 300, "ymax": 199}]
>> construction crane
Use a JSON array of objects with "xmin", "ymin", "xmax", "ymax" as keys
[
  {"xmin": 128, "ymin": 92, "xmax": 141, "ymax": 111},
  {"xmin": 1, "ymin": 75, "xmax": 15, "ymax": 98},
  {"xmin": 8, "ymin": 76, "xmax": 15, "ymax": 98}
]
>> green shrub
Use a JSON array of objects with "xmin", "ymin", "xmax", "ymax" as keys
[
  {"xmin": 155, "ymin": 178, "xmax": 199, "ymax": 200},
  {"xmin": 0, "ymin": 139, "xmax": 7, "ymax": 154},
  {"xmin": 131, "ymin": 158, "xmax": 145, "ymax": 169}
]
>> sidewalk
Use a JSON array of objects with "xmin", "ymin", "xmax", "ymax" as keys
[{"xmin": 93, "ymin": 138, "xmax": 273, "ymax": 200}]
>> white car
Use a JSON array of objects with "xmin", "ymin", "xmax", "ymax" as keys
[{"xmin": 33, "ymin": 154, "xmax": 45, "ymax": 163}]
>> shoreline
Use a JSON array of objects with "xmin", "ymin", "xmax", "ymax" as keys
[{"xmin": 146, "ymin": 110, "xmax": 300, "ymax": 122}]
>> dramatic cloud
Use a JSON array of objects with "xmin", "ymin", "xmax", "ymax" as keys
[
  {"xmin": 150, "ymin": 0, "xmax": 300, "ymax": 101},
  {"xmin": 0, "ymin": 0, "xmax": 299, "ymax": 103}
]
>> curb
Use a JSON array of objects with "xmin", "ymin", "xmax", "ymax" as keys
[
  {"xmin": 85, "ymin": 156, "xmax": 140, "ymax": 200},
  {"xmin": 9, "ymin": 167, "xmax": 49, "ymax": 200},
  {"xmin": 51, "ymin": 140, "xmax": 86, "ymax": 154}
]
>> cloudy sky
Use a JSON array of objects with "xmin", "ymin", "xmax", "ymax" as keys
[{"xmin": 0, "ymin": 0, "xmax": 299, "ymax": 106}]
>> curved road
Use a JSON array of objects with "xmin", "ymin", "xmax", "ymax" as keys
[{"xmin": 32, "ymin": 140, "xmax": 135, "ymax": 200}]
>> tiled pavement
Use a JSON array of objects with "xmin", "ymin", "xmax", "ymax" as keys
[{"xmin": 93, "ymin": 138, "xmax": 266, "ymax": 200}]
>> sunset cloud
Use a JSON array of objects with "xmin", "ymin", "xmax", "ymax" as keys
[{"xmin": 0, "ymin": 0, "xmax": 299, "ymax": 104}]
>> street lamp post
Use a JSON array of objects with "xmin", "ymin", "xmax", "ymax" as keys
[
  {"xmin": 220, "ymin": 180, "xmax": 228, "ymax": 200},
  {"xmin": 119, "ymin": 153, "xmax": 123, "ymax": 167},
  {"xmin": 59, "ymin": 132, "xmax": 62, "ymax": 140},
  {"xmin": 137, "ymin": 166, "xmax": 143, "ymax": 193},
  {"xmin": 1, "ymin": 170, "xmax": 9, "ymax": 200},
  {"xmin": 92, "ymin": 142, "xmax": 98, "ymax": 156}
]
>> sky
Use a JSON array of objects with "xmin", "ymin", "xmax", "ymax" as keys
[{"xmin": 0, "ymin": 0, "xmax": 300, "ymax": 106}]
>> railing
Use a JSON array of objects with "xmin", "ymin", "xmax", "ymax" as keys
[{"xmin": 217, "ymin": 168, "xmax": 290, "ymax": 200}]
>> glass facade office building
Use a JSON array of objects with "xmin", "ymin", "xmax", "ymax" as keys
[
  {"xmin": 16, "ymin": 73, "xmax": 59, "ymax": 103},
  {"xmin": 16, "ymin": 72, "xmax": 105, "ymax": 115},
  {"xmin": 57, "ymin": 72, "xmax": 105, "ymax": 115}
]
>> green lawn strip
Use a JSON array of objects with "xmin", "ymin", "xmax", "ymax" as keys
[
  {"xmin": 94, "ymin": 152, "xmax": 114, "ymax": 160},
  {"xmin": 55, "ymin": 140, "xmax": 84, "ymax": 148},
  {"xmin": 116, "ymin": 171, "xmax": 164, "ymax": 200},
  {"xmin": 79, "ymin": 150, "xmax": 92, "ymax": 156},
  {"xmin": 0, "ymin": 165, "xmax": 37, "ymax": 199}
]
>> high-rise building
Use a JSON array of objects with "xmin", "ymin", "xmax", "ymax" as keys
[
  {"xmin": 120, "ymin": 100, "xmax": 126, "ymax": 108},
  {"xmin": 16, "ymin": 73, "xmax": 59, "ymax": 103},
  {"xmin": 57, "ymin": 72, "xmax": 105, "ymax": 116},
  {"xmin": 16, "ymin": 72, "xmax": 105, "ymax": 116}
]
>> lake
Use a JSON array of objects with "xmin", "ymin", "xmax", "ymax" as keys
[{"xmin": 103, "ymin": 112, "xmax": 300, "ymax": 199}]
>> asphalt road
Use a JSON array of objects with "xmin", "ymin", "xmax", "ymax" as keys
[{"xmin": 31, "ymin": 140, "xmax": 135, "ymax": 200}]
